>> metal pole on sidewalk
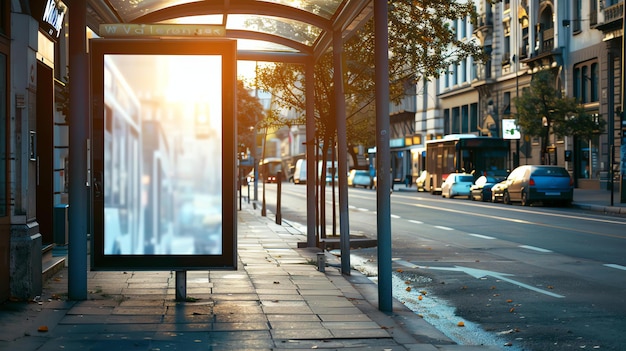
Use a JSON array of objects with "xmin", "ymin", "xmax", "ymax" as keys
[
  {"xmin": 276, "ymin": 171, "xmax": 282, "ymax": 224},
  {"xmin": 374, "ymin": 0, "xmax": 393, "ymax": 313},
  {"xmin": 68, "ymin": 0, "xmax": 88, "ymax": 300},
  {"xmin": 333, "ymin": 30, "xmax": 351, "ymax": 275}
]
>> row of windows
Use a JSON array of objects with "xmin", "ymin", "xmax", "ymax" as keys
[
  {"xmin": 443, "ymin": 103, "xmax": 479, "ymax": 136},
  {"xmin": 573, "ymin": 62, "xmax": 599, "ymax": 104}
]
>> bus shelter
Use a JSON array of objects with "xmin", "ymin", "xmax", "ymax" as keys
[{"xmin": 69, "ymin": 0, "xmax": 394, "ymax": 311}]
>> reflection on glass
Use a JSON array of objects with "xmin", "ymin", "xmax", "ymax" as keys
[{"xmin": 103, "ymin": 54, "xmax": 223, "ymax": 255}]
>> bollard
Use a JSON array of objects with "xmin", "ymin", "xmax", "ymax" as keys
[{"xmin": 317, "ymin": 252, "xmax": 326, "ymax": 272}]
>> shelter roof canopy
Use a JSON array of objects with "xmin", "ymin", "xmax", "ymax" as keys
[{"xmin": 87, "ymin": 0, "xmax": 371, "ymax": 58}]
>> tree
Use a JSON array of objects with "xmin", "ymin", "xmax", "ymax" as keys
[
  {"xmin": 513, "ymin": 69, "xmax": 604, "ymax": 164},
  {"xmin": 254, "ymin": 0, "xmax": 488, "ymax": 167},
  {"xmin": 236, "ymin": 79, "xmax": 266, "ymax": 157}
]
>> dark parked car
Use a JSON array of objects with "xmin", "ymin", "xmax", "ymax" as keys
[
  {"xmin": 470, "ymin": 175, "xmax": 505, "ymax": 202},
  {"xmin": 493, "ymin": 165, "xmax": 573, "ymax": 206}
]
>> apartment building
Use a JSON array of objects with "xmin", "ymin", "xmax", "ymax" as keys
[{"xmin": 406, "ymin": 0, "xmax": 624, "ymax": 191}]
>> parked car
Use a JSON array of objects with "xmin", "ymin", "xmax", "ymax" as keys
[
  {"xmin": 293, "ymin": 159, "xmax": 307, "ymax": 184},
  {"xmin": 495, "ymin": 165, "xmax": 573, "ymax": 206},
  {"xmin": 441, "ymin": 173, "xmax": 474, "ymax": 198},
  {"xmin": 415, "ymin": 170, "xmax": 428, "ymax": 192},
  {"xmin": 470, "ymin": 175, "xmax": 506, "ymax": 202},
  {"xmin": 348, "ymin": 169, "xmax": 373, "ymax": 189},
  {"xmin": 490, "ymin": 179, "xmax": 510, "ymax": 203}
]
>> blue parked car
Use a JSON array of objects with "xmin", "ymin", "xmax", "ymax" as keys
[
  {"xmin": 348, "ymin": 169, "xmax": 373, "ymax": 189},
  {"xmin": 493, "ymin": 165, "xmax": 573, "ymax": 206}
]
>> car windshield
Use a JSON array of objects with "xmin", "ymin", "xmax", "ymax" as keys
[{"xmin": 459, "ymin": 175, "xmax": 474, "ymax": 182}]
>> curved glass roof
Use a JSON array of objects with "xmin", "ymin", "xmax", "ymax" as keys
[{"xmin": 86, "ymin": 0, "xmax": 372, "ymax": 61}]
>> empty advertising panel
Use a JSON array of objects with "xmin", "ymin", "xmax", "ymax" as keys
[{"xmin": 90, "ymin": 39, "xmax": 237, "ymax": 270}]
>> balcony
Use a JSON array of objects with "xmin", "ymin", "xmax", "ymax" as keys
[
  {"xmin": 539, "ymin": 27, "xmax": 554, "ymax": 54},
  {"xmin": 473, "ymin": 12, "xmax": 493, "ymax": 36},
  {"xmin": 594, "ymin": 2, "xmax": 624, "ymax": 32},
  {"xmin": 521, "ymin": 26, "xmax": 560, "ymax": 69}
]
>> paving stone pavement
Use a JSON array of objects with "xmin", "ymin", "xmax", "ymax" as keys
[{"xmin": 0, "ymin": 200, "xmax": 509, "ymax": 351}]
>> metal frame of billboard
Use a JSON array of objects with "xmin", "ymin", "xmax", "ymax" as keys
[{"xmin": 90, "ymin": 39, "xmax": 237, "ymax": 270}]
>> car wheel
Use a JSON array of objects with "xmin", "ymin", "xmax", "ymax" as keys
[
  {"xmin": 521, "ymin": 192, "xmax": 530, "ymax": 206},
  {"xmin": 503, "ymin": 191, "xmax": 511, "ymax": 205}
]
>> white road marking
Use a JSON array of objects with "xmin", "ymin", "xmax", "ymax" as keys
[
  {"xmin": 391, "ymin": 214, "xmax": 401, "ymax": 219},
  {"xmin": 469, "ymin": 234, "xmax": 496, "ymax": 240},
  {"xmin": 519, "ymin": 245, "xmax": 553, "ymax": 253},
  {"xmin": 434, "ymin": 226, "xmax": 454, "ymax": 231},
  {"xmin": 604, "ymin": 263, "xmax": 626, "ymax": 271},
  {"xmin": 418, "ymin": 265, "xmax": 565, "ymax": 298},
  {"xmin": 408, "ymin": 220, "xmax": 423, "ymax": 225}
]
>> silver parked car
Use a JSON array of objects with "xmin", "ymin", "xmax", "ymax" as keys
[{"xmin": 497, "ymin": 165, "xmax": 573, "ymax": 206}]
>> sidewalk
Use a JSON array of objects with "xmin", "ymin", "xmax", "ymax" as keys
[
  {"xmin": 0, "ymin": 200, "xmax": 502, "ymax": 351},
  {"xmin": 571, "ymin": 188, "xmax": 626, "ymax": 215}
]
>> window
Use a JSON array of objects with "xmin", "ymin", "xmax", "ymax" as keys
[
  {"xmin": 582, "ymin": 66, "xmax": 588, "ymax": 103},
  {"xmin": 461, "ymin": 105, "xmax": 469, "ymax": 133},
  {"xmin": 573, "ymin": 61, "xmax": 598, "ymax": 104},
  {"xmin": 470, "ymin": 103, "xmax": 478, "ymax": 132},
  {"xmin": 590, "ymin": 63, "xmax": 599, "ymax": 102},
  {"xmin": 503, "ymin": 92, "xmax": 511, "ymax": 116},
  {"xmin": 589, "ymin": 0, "xmax": 598, "ymax": 25},
  {"xmin": 460, "ymin": 59, "xmax": 466, "ymax": 84},
  {"xmin": 0, "ymin": 0, "xmax": 7, "ymax": 35},
  {"xmin": 573, "ymin": 0, "xmax": 582, "ymax": 32},
  {"xmin": 452, "ymin": 107, "xmax": 460, "ymax": 134}
]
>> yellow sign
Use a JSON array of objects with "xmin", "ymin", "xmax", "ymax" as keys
[{"xmin": 99, "ymin": 24, "xmax": 226, "ymax": 38}]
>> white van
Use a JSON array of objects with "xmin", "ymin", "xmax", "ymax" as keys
[{"xmin": 293, "ymin": 159, "xmax": 307, "ymax": 184}]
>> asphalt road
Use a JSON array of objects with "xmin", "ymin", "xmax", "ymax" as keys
[{"xmin": 253, "ymin": 182, "xmax": 626, "ymax": 351}]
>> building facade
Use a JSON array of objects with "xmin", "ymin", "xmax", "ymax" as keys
[
  {"xmin": 1, "ymin": 0, "xmax": 69, "ymax": 302},
  {"xmin": 406, "ymin": 0, "xmax": 624, "ymax": 193}
]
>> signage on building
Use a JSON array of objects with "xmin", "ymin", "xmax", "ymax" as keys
[
  {"xmin": 99, "ymin": 24, "xmax": 226, "ymax": 38},
  {"xmin": 501, "ymin": 119, "xmax": 521, "ymax": 140},
  {"xmin": 41, "ymin": 0, "xmax": 66, "ymax": 38}
]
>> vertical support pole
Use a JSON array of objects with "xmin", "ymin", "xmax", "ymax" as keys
[
  {"xmin": 276, "ymin": 170, "xmax": 282, "ymax": 224},
  {"xmin": 333, "ymin": 30, "xmax": 350, "ymax": 275},
  {"xmin": 621, "ymin": 4, "xmax": 626, "ymax": 203},
  {"xmin": 261, "ymin": 128, "xmax": 267, "ymax": 216},
  {"xmin": 175, "ymin": 271, "xmax": 187, "ymax": 302},
  {"xmin": 68, "ymin": 0, "xmax": 88, "ymax": 300},
  {"xmin": 608, "ymin": 49, "xmax": 615, "ymax": 205},
  {"xmin": 374, "ymin": 0, "xmax": 393, "ymax": 312},
  {"xmin": 305, "ymin": 58, "xmax": 317, "ymax": 248}
]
